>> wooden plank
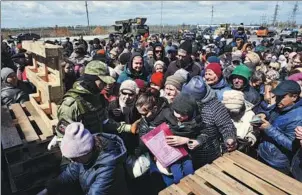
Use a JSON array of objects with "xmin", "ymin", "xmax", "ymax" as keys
[
  {"xmin": 23, "ymin": 102, "xmax": 53, "ymax": 140},
  {"xmin": 185, "ymin": 174, "xmax": 220, "ymax": 195},
  {"xmin": 213, "ymin": 157, "xmax": 286, "ymax": 195},
  {"xmin": 168, "ymin": 184, "xmax": 188, "ymax": 195},
  {"xmin": 1, "ymin": 106, "xmax": 22, "ymax": 149},
  {"xmin": 195, "ymin": 164, "xmax": 256, "ymax": 195},
  {"xmin": 225, "ymin": 151, "xmax": 302, "ymax": 195},
  {"xmin": 22, "ymin": 41, "xmax": 63, "ymax": 58},
  {"xmin": 29, "ymin": 96, "xmax": 58, "ymax": 134},
  {"xmin": 9, "ymin": 104, "xmax": 39, "ymax": 142}
]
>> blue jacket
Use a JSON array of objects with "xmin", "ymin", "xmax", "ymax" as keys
[
  {"xmin": 210, "ymin": 78, "xmax": 231, "ymax": 102},
  {"xmin": 258, "ymin": 99, "xmax": 302, "ymax": 169},
  {"xmin": 50, "ymin": 133, "xmax": 129, "ymax": 195}
]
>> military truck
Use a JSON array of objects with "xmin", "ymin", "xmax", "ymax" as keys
[{"xmin": 112, "ymin": 17, "xmax": 150, "ymax": 38}]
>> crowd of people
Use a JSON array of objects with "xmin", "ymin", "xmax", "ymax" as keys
[{"xmin": 1, "ymin": 26, "xmax": 302, "ymax": 194}]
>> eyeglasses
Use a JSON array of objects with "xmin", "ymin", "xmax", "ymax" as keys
[
  {"xmin": 155, "ymin": 50, "xmax": 162, "ymax": 53},
  {"xmin": 121, "ymin": 91, "xmax": 134, "ymax": 97}
]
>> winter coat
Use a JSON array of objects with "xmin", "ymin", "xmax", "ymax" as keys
[
  {"xmin": 46, "ymin": 133, "xmax": 129, "ymax": 195},
  {"xmin": 164, "ymin": 59, "xmax": 201, "ymax": 80},
  {"xmin": 117, "ymin": 53, "xmax": 149, "ymax": 84},
  {"xmin": 258, "ymin": 99, "xmax": 302, "ymax": 170},
  {"xmin": 291, "ymin": 147, "xmax": 302, "ymax": 182},
  {"xmin": 1, "ymin": 82, "xmax": 29, "ymax": 106},
  {"xmin": 193, "ymin": 85, "xmax": 237, "ymax": 169},
  {"xmin": 209, "ymin": 78, "xmax": 232, "ymax": 102}
]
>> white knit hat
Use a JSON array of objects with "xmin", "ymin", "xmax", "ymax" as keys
[
  {"xmin": 222, "ymin": 90, "xmax": 245, "ymax": 113},
  {"xmin": 120, "ymin": 80, "xmax": 139, "ymax": 94}
]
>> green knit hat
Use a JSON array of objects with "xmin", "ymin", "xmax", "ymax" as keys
[
  {"xmin": 84, "ymin": 60, "xmax": 115, "ymax": 84},
  {"xmin": 230, "ymin": 64, "xmax": 252, "ymax": 81}
]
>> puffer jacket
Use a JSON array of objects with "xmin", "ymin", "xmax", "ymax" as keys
[
  {"xmin": 46, "ymin": 133, "xmax": 129, "ymax": 195},
  {"xmin": 209, "ymin": 78, "xmax": 231, "ymax": 102},
  {"xmin": 117, "ymin": 53, "xmax": 149, "ymax": 84},
  {"xmin": 193, "ymin": 85, "xmax": 237, "ymax": 169},
  {"xmin": 258, "ymin": 99, "xmax": 302, "ymax": 170},
  {"xmin": 1, "ymin": 83, "xmax": 29, "ymax": 106}
]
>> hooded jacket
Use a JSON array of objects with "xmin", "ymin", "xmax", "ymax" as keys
[
  {"xmin": 117, "ymin": 53, "xmax": 149, "ymax": 84},
  {"xmin": 209, "ymin": 78, "xmax": 232, "ymax": 102},
  {"xmin": 46, "ymin": 133, "xmax": 129, "ymax": 195},
  {"xmin": 258, "ymin": 99, "xmax": 302, "ymax": 170},
  {"xmin": 229, "ymin": 65, "xmax": 261, "ymax": 107}
]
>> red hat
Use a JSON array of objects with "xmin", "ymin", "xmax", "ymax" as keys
[
  {"xmin": 205, "ymin": 63, "xmax": 222, "ymax": 79},
  {"xmin": 134, "ymin": 79, "xmax": 146, "ymax": 91},
  {"xmin": 150, "ymin": 72, "xmax": 164, "ymax": 88}
]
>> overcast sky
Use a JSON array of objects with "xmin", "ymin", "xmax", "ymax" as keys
[{"xmin": 1, "ymin": 1, "xmax": 301, "ymax": 28}]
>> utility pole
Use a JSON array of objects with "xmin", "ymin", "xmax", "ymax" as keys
[
  {"xmin": 161, "ymin": 1, "xmax": 163, "ymax": 33},
  {"xmin": 210, "ymin": 5, "xmax": 214, "ymax": 26},
  {"xmin": 290, "ymin": 1, "xmax": 298, "ymax": 28},
  {"xmin": 85, "ymin": 1, "xmax": 90, "ymax": 34},
  {"xmin": 272, "ymin": 2, "xmax": 279, "ymax": 27}
]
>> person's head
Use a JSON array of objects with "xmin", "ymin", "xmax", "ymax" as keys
[
  {"xmin": 265, "ymin": 69, "xmax": 280, "ymax": 84},
  {"xmin": 230, "ymin": 65, "xmax": 252, "ymax": 90},
  {"xmin": 119, "ymin": 52, "xmax": 131, "ymax": 66},
  {"xmin": 153, "ymin": 60, "xmax": 165, "ymax": 73},
  {"xmin": 268, "ymin": 62, "xmax": 281, "ymax": 72},
  {"xmin": 1, "ymin": 67, "xmax": 18, "ymax": 87},
  {"xmin": 244, "ymin": 52, "xmax": 261, "ymax": 68},
  {"xmin": 171, "ymin": 93, "xmax": 197, "ymax": 122},
  {"xmin": 272, "ymin": 80, "xmax": 301, "ymax": 109},
  {"xmin": 288, "ymin": 73, "xmax": 302, "ymax": 97},
  {"xmin": 182, "ymin": 76, "xmax": 207, "ymax": 101},
  {"xmin": 147, "ymin": 48, "xmax": 153, "ymax": 59},
  {"xmin": 109, "ymin": 48, "xmax": 118, "ymax": 60},
  {"xmin": 131, "ymin": 55, "xmax": 143, "ymax": 73},
  {"xmin": 263, "ymin": 52, "xmax": 273, "ymax": 65},
  {"xmin": 93, "ymin": 38, "xmax": 100, "ymax": 47},
  {"xmin": 74, "ymin": 44, "xmax": 86, "ymax": 56},
  {"xmin": 154, "ymin": 45, "xmax": 163, "ymax": 60},
  {"xmin": 60, "ymin": 123, "xmax": 95, "ymax": 164},
  {"xmin": 178, "ymin": 40, "xmax": 192, "ymax": 66},
  {"xmin": 151, "ymin": 35, "xmax": 157, "ymax": 43},
  {"xmin": 264, "ymin": 80, "xmax": 279, "ymax": 105},
  {"xmin": 136, "ymin": 88, "xmax": 160, "ymax": 116},
  {"xmin": 292, "ymin": 53, "xmax": 302, "ymax": 69},
  {"xmin": 167, "ymin": 40, "xmax": 172, "ymax": 46},
  {"xmin": 250, "ymin": 70, "xmax": 265, "ymax": 90},
  {"xmin": 84, "ymin": 60, "xmax": 115, "ymax": 91},
  {"xmin": 204, "ymin": 63, "xmax": 222, "ymax": 86},
  {"xmin": 167, "ymin": 46, "xmax": 177, "ymax": 59},
  {"xmin": 164, "ymin": 75, "xmax": 184, "ymax": 103},
  {"xmin": 61, "ymin": 60, "xmax": 75, "ymax": 76},
  {"xmin": 263, "ymin": 39, "xmax": 269, "ymax": 47},
  {"xmin": 222, "ymin": 90, "xmax": 245, "ymax": 116},
  {"xmin": 150, "ymin": 72, "xmax": 164, "ymax": 90},
  {"xmin": 119, "ymin": 80, "xmax": 138, "ymax": 105},
  {"xmin": 235, "ymin": 38, "xmax": 244, "ymax": 48}
]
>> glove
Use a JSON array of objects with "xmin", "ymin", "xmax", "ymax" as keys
[
  {"xmin": 130, "ymin": 119, "xmax": 141, "ymax": 134},
  {"xmin": 47, "ymin": 136, "xmax": 62, "ymax": 151}
]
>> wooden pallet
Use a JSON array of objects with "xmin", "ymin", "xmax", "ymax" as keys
[
  {"xmin": 1, "ymin": 104, "xmax": 61, "ymax": 193},
  {"xmin": 159, "ymin": 151, "xmax": 302, "ymax": 195}
]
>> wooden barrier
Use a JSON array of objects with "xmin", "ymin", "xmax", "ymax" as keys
[{"xmin": 159, "ymin": 151, "xmax": 302, "ymax": 195}]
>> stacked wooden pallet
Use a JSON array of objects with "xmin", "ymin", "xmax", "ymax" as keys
[
  {"xmin": 1, "ymin": 41, "xmax": 64, "ymax": 194},
  {"xmin": 159, "ymin": 151, "xmax": 302, "ymax": 195}
]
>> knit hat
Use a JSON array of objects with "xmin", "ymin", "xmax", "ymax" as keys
[
  {"xmin": 245, "ymin": 52, "xmax": 261, "ymax": 67},
  {"xmin": 266, "ymin": 69, "xmax": 280, "ymax": 83},
  {"xmin": 150, "ymin": 72, "xmax": 164, "ymax": 88},
  {"xmin": 60, "ymin": 123, "xmax": 94, "ymax": 159},
  {"xmin": 179, "ymin": 40, "xmax": 192, "ymax": 54},
  {"xmin": 207, "ymin": 56, "xmax": 220, "ymax": 64},
  {"xmin": 232, "ymin": 50, "xmax": 242, "ymax": 62},
  {"xmin": 1, "ymin": 67, "xmax": 15, "ymax": 82},
  {"xmin": 165, "ymin": 75, "xmax": 186, "ymax": 91},
  {"xmin": 171, "ymin": 93, "xmax": 196, "ymax": 117},
  {"xmin": 222, "ymin": 90, "xmax": 245, "ymax": 113},
  {"xmin": 120, "ymin": 80, "xmax": 139, "ymax": 94},
  {"xmin": 154, "ymin": 60, "xmax": 165, "ymax": 70},
  {"xmin": 288, "ymin": 73, "xmax": 302, "ymax": 82},
  {"xmin": 182, "ymin": 76, "xmax": 207, "ymax": 100},
  {"xmin": 205, "ymin": 63, "xmax": 222, "ymax": 79},
  {"xmin": 119, "ymin": 52, "xmax": 131, "ymax": 65},
  {"xmin": 134, "ymin": 79, "xmax": 146, "ymax": 92},
  {"xmin": 174, "ymin": 69, "xmax": 189, "ymax": 82}
]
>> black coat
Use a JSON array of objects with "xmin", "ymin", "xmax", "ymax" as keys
[
  {"xmin": 1, "ymin": 83, "xmax": 29, "ymax": 106},
  {"xmin": 164, "ymin": 59, "xmax": 201, "ymax": 80}
]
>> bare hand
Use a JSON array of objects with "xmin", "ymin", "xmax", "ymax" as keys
[
  {"xmin": 295, "ymin": 126, "xmax": 302, "ymax": 140},
  {"xmin": 258, "ymin": 118, "xmax": 271, "ymax": 130},
  {"xmin": 187, "ymin": 140, "xmax": 200, "ymax": 150},
  {"xmin": 166, "ymin": 136, "xmax": 189, "ymax": 147},
  {"xmin": 226, "ymin": 139, "xmax": 237, "ymax": 152}
]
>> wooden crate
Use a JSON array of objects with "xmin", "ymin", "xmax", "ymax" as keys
[
  {"xmin": 1, "ymin": 105, "xmax": 61, "ymax": 193},
  {"xmin": 159, "ymin": 151, "xmax": 302, "ymax": 195}
]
